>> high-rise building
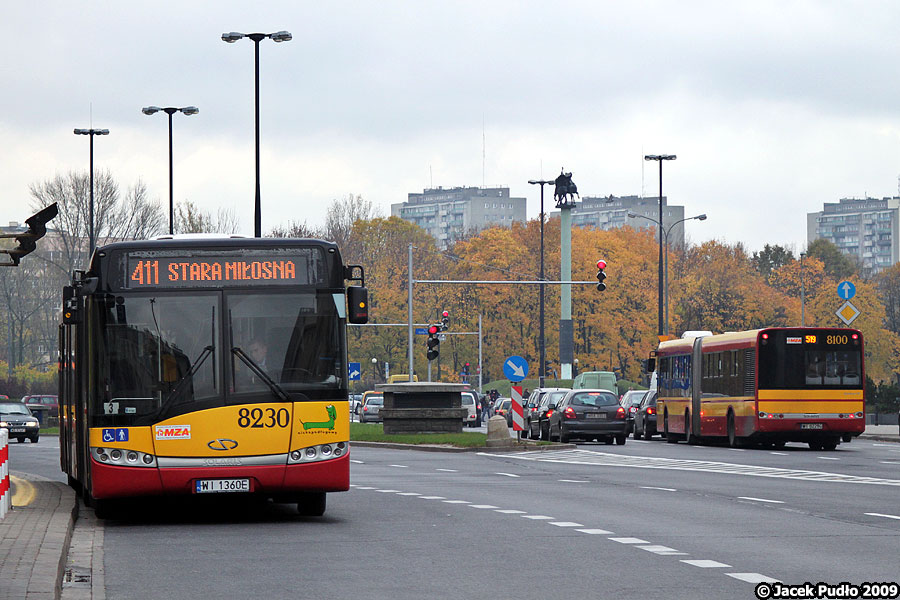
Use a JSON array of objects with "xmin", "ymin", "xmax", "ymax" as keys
[
  {"xmin": 550, "ymin": 195, "xmax": 687, "ymax": 247},
  {"xmin": 391, "ymin": 186, "xmax": 527, "ymax": 247},
  {"xmin": 807, "ymin": 197, "xmax": 900, "ymax": 275}
]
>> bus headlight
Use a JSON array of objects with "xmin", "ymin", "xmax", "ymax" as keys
[{"xmin": 91, "ymin": 447, "xmax": 157, "ymax": 468}]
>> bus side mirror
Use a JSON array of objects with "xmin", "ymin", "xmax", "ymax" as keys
[
  {"xmin": 644, "ymin": 357, "xmax": 656, "ymax": 373},
  {"xmin": 348, "ymin": 286, "xmax": 368, "ymax": 324}
]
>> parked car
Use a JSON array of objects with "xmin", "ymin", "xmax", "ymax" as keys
[
  {"xmin": 529, "ymin": 389, "xmax": 569, "ymax": 441},
  {"xmin": 547, "ymin": 389, "xmax": 627, "ymax": 445},
  {"xmin": 619, "ymin": 390, "xmax": 647, "ymax": 435},
  {"xmin": 359, "ymin": 392, "xmax": 384, "ymax": 423},
  {"xmin": 523, "ymin": 388, "xmax": 567, "ymax": 439},
  {"xmin": 633, "ymin": 390, "xmax": 659, "ymax": 440},
  {"xmin": 0, "ymin": 401, "xmax": 40, "ymax": 443},
  {"xmin": 461, "ymin": 391, "xmax": 478, "ymax": 427}
]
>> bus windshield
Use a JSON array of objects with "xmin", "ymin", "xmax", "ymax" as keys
[
  {"xmin": 757, "ymin": 330, "xmax": 862, "ymax": 390},
  {"xmin": 95, "ymin": 289, "xmax": 344, "ymax": 424}
]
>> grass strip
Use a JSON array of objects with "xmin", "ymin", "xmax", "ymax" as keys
[{"xmin": 350, "ymin": 423, "xmax": 487, "ymax": 448}]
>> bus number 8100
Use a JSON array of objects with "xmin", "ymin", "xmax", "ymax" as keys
[{"xmin": 238, "ymin": 407, "xmax": 290, "ymax": 428}]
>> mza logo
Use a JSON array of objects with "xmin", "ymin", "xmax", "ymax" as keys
[{"xmin": 154, "ymin": 424, "xmax": 191, "ymax": 440}]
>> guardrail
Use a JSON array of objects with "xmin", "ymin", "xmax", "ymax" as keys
[{"xmin": 1, "ymin": 429, "xmax": 9, "ymax": 520}]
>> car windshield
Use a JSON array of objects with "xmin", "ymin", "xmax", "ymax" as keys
[
  {"xmin": 570, "ymin": 392, "xmax": 618, "ymax": 407},
  {"xmin": 0, "ymin": 403, "xmax": 31, "ymax": 415}
]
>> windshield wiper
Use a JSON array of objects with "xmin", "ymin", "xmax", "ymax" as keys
[
  {"xmin": 157, "ymin": 345, "xmax": 214, "ymax": 412},
  {"xmin": 231, "ymin": 346, "xmax": 291, "ymax": 401}
]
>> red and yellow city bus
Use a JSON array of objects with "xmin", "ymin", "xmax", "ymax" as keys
[
  {"xmin": 655, "ymin": 328, "xmax": 864, "ymax": 450},
  {"xmin": 59, "ymin": 237, "xmax": 367, "ymax": 517}
]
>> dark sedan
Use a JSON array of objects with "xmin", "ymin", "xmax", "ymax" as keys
[
  {"xmin": 619, "ymin": 390, "xmax": 646, "ymax": 435},
  {"xmin": 0, "ymin": 402, "xmax": 40, "ymax": 443},
  {"xmin": 633, "ymin": 390, "xmax": 659, "ymax": 440},
  {"xmin": 548, "ymin": 390, "xmax": 627, "ymax": 445},
  {"xmin": 529, "ymin": 389, "xmax": 568, "ymax": 441}
]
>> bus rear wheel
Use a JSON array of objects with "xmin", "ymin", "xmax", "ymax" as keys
[
  {"xmin": 665, "ymin": 411, "xmax": 679, "ymax": 443},
  {"xmin": 727, "ymin": 412, "xmax": 741, "ymax": 448},
  {"xmin": 685, "ymin": 411, "xmax": 698, "ymax": 445},
  {"xmin": 297, "ymin": 492, "xmax": 326, "ymax": 517}
]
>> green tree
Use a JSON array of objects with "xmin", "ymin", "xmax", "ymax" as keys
[
  {"xmin": 751, "ymin": 244, "xmax": 795, "ymax": 283},
  {"xmin": 806, "ymin": 238, "xmax": 859, "ymax": 280}
]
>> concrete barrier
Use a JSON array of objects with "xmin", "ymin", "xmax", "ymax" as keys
[
  {"xmin": 486, "ymin": 415, "xmax": 514, "ymax": 448},
  {"xmin": 0, "ymin": 429, "xmax": 8, "ymax": 520}
]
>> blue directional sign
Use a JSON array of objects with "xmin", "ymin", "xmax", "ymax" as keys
[
  {"xmin": 503, "ymin": 355, "xmax": 529, "ymax": 382},
  {"xmin": 414, "ymin": 327, "xmax": 429, "ymax": 335},
  {"xmin": 348, "ymin": 362, "xmax": 361, "ymax": 381},
  {"xmin": 837, "ymin": 281, "xmax": 856, "ymax": 300}
]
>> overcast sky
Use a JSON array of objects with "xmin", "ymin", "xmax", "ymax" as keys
[{"xmin": 3, "ymin": 1, "xmax": 900, "ymax": 254}]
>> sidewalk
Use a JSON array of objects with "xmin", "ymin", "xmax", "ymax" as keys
[
  {"xmin": 0, "ymin": 471, "xmax": 77, "ymax": 600},
  {"xmin": 860, "ymin": 424, "xmax": 900, "ymax": 443}
]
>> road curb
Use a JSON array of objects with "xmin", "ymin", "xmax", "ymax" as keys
[
  {"xmin": 350, "ymin": 441, "xmax": 576, "ymax": 452},
  {"xmin": 859, "ymin": 434, "xmax": 899, "ymax": 443}
]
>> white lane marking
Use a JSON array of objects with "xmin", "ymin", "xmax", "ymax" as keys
[
  {"xmin": 496, "ymin": 472, "xmax": 520, "ymax": 478},
  {"xmin": 865, "ymin": 512, "xmax": 900, "ymax": 520},
  {"xmin": 468, "ymin": 504, "xmax": 499, "ymax": 509},
  {"xmin": 609, "ymin": 537, "xmax": 650, "ymax": 544},
  {"xmin": 397, "ymin": 492, "xmax": 421, "ymax": 496},
  {"xmin": 418, "ymin": 496, "xmax": 446, "ymax": 500},
  {"xmin": 350, "ymin": 459, "xmax": 364, "ymax": 464},
  {"xmin": 576, "ymin": 529, "xmax": 613, "ymax": 535},
  {"xmin": 442, "ymin": 500, "xmax": 470, "ymax": 504},
  {"xmin": 873, "ymin": 443, "xmax": 896, "ymax": 447},
  {"xmin": 818, "ymin": 457, "xmax": 839, "ymax": 461},
  {"xmin": 738, "ymin": 496, "xmax": 784, "ymax": 504},
  {"xmin": 436, "ymin": 468, "xmax": 458, "ymax": 472},
  {"xmin": 389, "ymin": 464, "xmax": 409, "ymax": 468},
  {"xmin": 727, "ymin": 573, "xmax": 780, "ymax": 584},
  {"xmin": 495, "ymin": 509, "xmax": 526, "ymax": 514},
  {"xmin": 355, "ymin": 486, "xmax": 375, "ymax": 490},
  {"xmin": 496, "ymin": 449, "xmax": 900, "ymax": 486},
  {"xmin": 521, "ymin": 515, "xmax": 554, "ymax": 520},
  {"xmin": 638, "ymin": 545, "xmax": 686, "ymax": 555},
  {"xmin": 375, "ymin": 489, "xmax": 400, "ymax": 493},
  {"xmin": 549, "ymin": 522, "xmax": 583, "ymax": 527},
  {"xmin": 879, "ymin": 461, "xmax": 900, "ymax": 465},
  {"xmin": 770, "ymin": 452, "xmax": 788, "ymax": 456},
  {"xmin": 559, "ymin": 479, "xmax": 589, "ymax": 483},
  {"xmin": 681, "ymin": 559, "xmax": 732, "ymax": 568},
  {"xmin": 640, "ymin": 486, "xmax": 676, "ymax": 492},
  {"xmin": 630, "ymin": 439, "xmax": 649, "ymax": 444},
  {"xmin": 728, "ymin": 448, "xmax": 746, "ymax": 452}
]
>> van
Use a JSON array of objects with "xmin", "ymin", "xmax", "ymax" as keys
[
  {"xmin": 387, "ymin": 374, "xmax": 418, "ymax": 383},
  {"xmin": 572, "ymin": 371, "xmax": 617, "ymax": 393}
]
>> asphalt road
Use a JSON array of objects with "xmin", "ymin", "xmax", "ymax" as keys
[{"xmin": 9, "ymin": 436, "xmax": 900, "ymax": 599}]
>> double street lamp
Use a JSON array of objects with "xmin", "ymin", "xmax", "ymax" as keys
[
  {"xmin": 142, "ymin": 106, "xmax": 199, "ymax": 235},
  {"xmin": 629, "ymin": 211, "xmax": 707, "ymax": 336},
  {"xmin": 644, "ymin": 154, "xmax": 677, "ymax": 336},
  {"xmin": 528, "ymin": 178, "xmax": 554, "ymax": 388},
  {"xmin": 222, "ymin": 30, "xmax": 292, "ymax": 238},
  {"xmin": 73, "ymin": 127, "xmax": 110, "ymax": 258}
]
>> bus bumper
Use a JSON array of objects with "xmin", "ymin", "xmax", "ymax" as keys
[{"xmin": 90, "ymin": 453, "xmax": 350, "ymax": 499}]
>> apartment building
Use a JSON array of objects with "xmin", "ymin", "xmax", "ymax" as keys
[
  {"xmin": 391, "ymin": 186, "xmax": 527, "ymax": 247},
  {"xmin": 807, "ymin": 197, "xmax": 900, "ymax": 275},
  {"xmin": 550, "ymin": 194, "xmax": 688, "ymax": 248}
]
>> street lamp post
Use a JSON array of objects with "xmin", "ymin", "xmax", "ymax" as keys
[
  {"xmin": 528, "ymin": 178, "xmax": 554, "ymax": 388},
  {"xmin": 142, "ymin": 106, "xmax": 199, "ymax": 235},
  {"xmin": 644, "ymin": 154, "xmax": 677, "ymax": 336},
  {"xmin": 371, "ymin": 357, "xmax": 378, "ymax": 387},
  {"xmin": 800, "ymin": 252, "xmax": 806, "ymax": 327},
  {"xmin": 73, "ymin": 127, "xmax": 110, "ymax": 258},
  {"xmin": 222, "ymin": 30, "xmax": 292, "ymax": 238},
  {"xmin": 629, "ymin": 212, "xmax": 706, "ymax": 335}
]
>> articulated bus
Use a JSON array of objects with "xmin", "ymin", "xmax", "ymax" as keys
[
  {"xmin": 654, "ymin": 328, "xmax": 864, "ymax": 450},
  {"xmin": 59, "ymin": 237, "xmax": 368, "ymax": 517}
]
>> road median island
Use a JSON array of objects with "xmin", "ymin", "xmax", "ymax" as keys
[{"xmin": 350, "ymin": 422, "xmax": 574, "ymax": 452}]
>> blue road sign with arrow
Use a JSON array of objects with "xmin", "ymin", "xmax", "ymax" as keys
[
  {"xmin": 837, "ymin": 281, "xmax": 856, "ymax": 300},
  {"xmin": 348, "ymin": 362, "xmax": 361, "ymax": 381},
  {"xmin": 503, "ymin": 355, "xmax": 529, "ymax": 382}
]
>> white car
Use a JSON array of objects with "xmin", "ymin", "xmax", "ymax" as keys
[{"xmin": 461, "ymin": 392, "xmax": 478, "ymax": 427}]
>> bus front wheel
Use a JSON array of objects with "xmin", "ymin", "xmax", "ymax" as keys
[{"xmin": 297, "ymin": 492, "xmax": 326, "ymax": 517}]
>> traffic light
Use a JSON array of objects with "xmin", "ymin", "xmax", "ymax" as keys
[
  {"xmin": 441, "ymin": 310, "xmax": 450, "ymax": 331},
  {"xmin": 426, "ymin": 324, "xmax": 441, "ymax": 361},
  {"xmin": 596, "ymin": 259, "xmax": 607, "ymax": 291},
  {"xmin": 463, "ymin": 362, "xmax": 470, "ymax": 378},
  {"xmin": 0, "ymin": 203, "xmax": 58, "ymax": 266}
]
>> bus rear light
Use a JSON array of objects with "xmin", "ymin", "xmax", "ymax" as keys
[
  {"xmin": 855, "ymin": 412, "xmax": 863, "ymax": 418},
  {"xmin": 289, "ymin": 442, "xmax": 349, "ymax": 464}
]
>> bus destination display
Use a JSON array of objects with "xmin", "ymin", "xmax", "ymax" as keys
[{"xmin": 127, "ymin": 257, "xmax": 303, "ymax": 288}]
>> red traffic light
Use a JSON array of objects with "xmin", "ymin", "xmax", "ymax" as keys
[
  {"xmin": 428, "ymin": 325, "xmax": 440, "ymax": 335},
  {"xmin": 596, "ymin": 259, "xmax": 607, "ymax": 270},
  {"xmin": 442, "ymin": 310, "xmax": 450, "ymax": 318},
  {"xmin": 465, "ymin": 362, "xmax": 470, "ymax": 367}
]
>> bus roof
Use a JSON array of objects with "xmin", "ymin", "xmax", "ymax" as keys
[{"xmin": 658, "ymin": 329, "xmax": 761, "ymax": 355}]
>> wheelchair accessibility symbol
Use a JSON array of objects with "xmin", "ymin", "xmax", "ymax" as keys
[{"xmin": 102, "ymin": 428, "xmax": 129, "ymax": 443}]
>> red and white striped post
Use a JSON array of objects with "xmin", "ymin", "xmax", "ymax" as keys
[
  {"xmin": 511, "ymin": 386, "xmax": 525, "ymax": 437},
  {"xmin": 1, "ymin": 429, "xmax": 9, "ymax": 520}
]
